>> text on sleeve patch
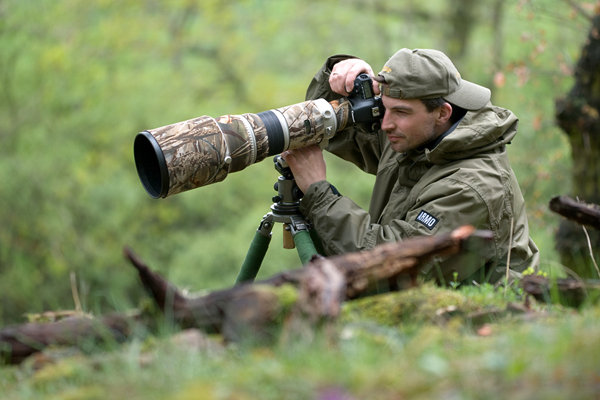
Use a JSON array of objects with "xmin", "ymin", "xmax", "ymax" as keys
[{"xmin": 415, "ymin": 210, "xmax": 439, "ymax": 230}]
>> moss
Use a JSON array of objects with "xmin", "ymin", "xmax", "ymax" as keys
[
  {"xmin": 24, "ymin": 311, "xmax": 93, "ymax": 323},
  {"xmin": 249, "ymin": 284, "xmax": 299, "ymax": 316},
  {"xmin": 171, "ymin": 383, "xmax": 219, "ymax": 400},
  {"xmin": 47, "ymin": 385, "xmax": 106, "ymax": 400},
  {"xmin": 31, "ymin": 356, "xmax": 91, "ymax": 388},
  {"xmin": 269, "ymin": 284, "xmax": 299, "ymax": 312},
  {"xmin": 341, "ymin": 283, "xmax": 514, "ymax": 328}
]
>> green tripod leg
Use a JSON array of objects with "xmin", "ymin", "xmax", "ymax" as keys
[
  {"xmin": 292, "ymin": 229, "xmax": 319, "ymax": 265},
  {"xmin": 234, "ymin": 217, "xmax": 273, "ymax": 285},
  {"xmin": 287, "ymin": 215, "xmax": 319, "ymax": 265}
]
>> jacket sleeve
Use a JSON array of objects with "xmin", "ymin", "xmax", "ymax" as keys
[
  {"xmin": 305, "ymin": 55, "xmax": 384, "ymax": 175},
  {"xmin": 300, "ymin": 177, "xmax": 496, "ymax": 281}
]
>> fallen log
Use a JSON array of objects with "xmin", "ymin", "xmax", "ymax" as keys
[
  {"xmin": 1, "ymin": 225, "xmax": 486, "ymax": 364},
  {"xmin": 549, "ymin": 195, "xmax": 600, "ymax": 229},
  {"xmin": 0, "ymin": 313, "xmax": 138, "ymax": 365},
  {"xmin": 521, "ymin": 274, "xmax": 600, "ymax": 308},
  {"xmin": 126, "ymin": 225, "xmax": 486, "ymax": 334}
]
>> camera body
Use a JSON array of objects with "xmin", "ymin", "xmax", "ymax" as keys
[{"xmin": 347, "ymin": 73, "xmax": 384, "ymax": 133}]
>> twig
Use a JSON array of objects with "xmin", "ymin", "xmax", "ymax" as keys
[
  {"xmin": 581, "ymin": 224, "xmax": 600, "ymax": 278},
  {"xmin": 573, "ymin": 195, "xmax": 600, "ymax": 278},
  {"xmin": 70, "ymin": 271, "xmax": 82, "ymax": 313}
]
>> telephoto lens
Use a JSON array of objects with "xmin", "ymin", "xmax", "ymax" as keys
[{"xmin": 134, "ymin": 99, "xmax": 343, "ymax": 198}]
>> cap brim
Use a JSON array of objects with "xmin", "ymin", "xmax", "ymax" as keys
[{"xmin": 443, "ymin": 80, "xmax": 491, "ymax": 111}]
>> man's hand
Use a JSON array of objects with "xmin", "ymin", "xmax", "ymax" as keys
[
  {"xmin": 280, "ymin": 145, "xmax": 326, "ymax": 194},
  {"xmin": 329, "ymin": 59, "xmax": 381, "ymax": 96}
]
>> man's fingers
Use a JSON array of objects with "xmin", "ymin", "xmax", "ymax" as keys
[
  {"xmin": 329, "ymin": 59, "xmax": 376, "ymax": 96},
  {"xmin": 372, "ymin": 81, "xmax": 381, "ymax": 96},
  {"xmin": 330, "ymin": 70, "xmax": 348, "ymax": 95},
  {"xmin": 279, "ymin": 146, "xmax": 326, "ymax": 193},
  {"xmin": 345, "ymin": 62, "xmax": 375, "ymax": 94},
  {"xmin": 280, "ymin": 150, "xmax": 296, "ymax": 167}
]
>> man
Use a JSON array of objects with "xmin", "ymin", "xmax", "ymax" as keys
[{"xmin": 281, "ymin": 48, "xmax": 539, "ymax": 284}]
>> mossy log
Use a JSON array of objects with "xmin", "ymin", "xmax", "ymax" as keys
[
  {"xmin": 125, "ymin": 225, "xmax": 485, "ymax": 337},
  {"xmin": 1, "ymin": 225, "xmax": 485, "ymax": 364}
]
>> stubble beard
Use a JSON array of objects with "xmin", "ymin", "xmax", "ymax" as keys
[{"xmin": 386, "ymin": 125, "xmax": 438, "ymax": 154}]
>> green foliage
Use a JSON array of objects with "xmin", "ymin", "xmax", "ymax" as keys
[
  {"xmin": 0, "ymin": 0, "xmax": 593, "ymax": 325},
  {"xmin": 522, "ymin": 265, "xmax": 549, "ymax": 278}
]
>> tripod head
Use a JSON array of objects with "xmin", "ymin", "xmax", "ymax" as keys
[{"xmin": 271, "ymin": 156, "xmax": 304, "ymax": 217}]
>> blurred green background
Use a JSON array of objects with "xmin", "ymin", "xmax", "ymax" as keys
[{"xmin": 0, "ymin": 0, "xmax": 590, "ymax": 325}]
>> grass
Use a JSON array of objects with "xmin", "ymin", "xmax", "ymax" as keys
[{"xmin": 1, "ymin": 283, "xmax": 599, "ymax": 399}]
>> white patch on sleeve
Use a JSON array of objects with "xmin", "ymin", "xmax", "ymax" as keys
[{"xmin": 415, "ymin": 210, "xmax": 439, "ymax": 230}]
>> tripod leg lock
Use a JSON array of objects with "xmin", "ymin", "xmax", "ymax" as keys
[
  {"xmin": 287, "ymin": 215, "xmax": 310, "ymax": 236},
  {"xmin": 257, "ymin": 214, "xmax": 275, "ymax": 237}
]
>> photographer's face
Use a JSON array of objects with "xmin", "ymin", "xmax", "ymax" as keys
[{"xmin": 380, "ymin": 96, "xmax": 443, "ymax": 153}]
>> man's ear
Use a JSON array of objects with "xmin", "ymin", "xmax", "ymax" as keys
[{"xmin": 437, "ymin": 103, "xmax": 453, "ymax": 126}]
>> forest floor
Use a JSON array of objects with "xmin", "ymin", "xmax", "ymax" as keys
[{"xmin": 1, "ymin": 281, "xmax": 599, "ymax": 400}]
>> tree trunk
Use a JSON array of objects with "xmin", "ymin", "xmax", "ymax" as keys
[
  {"xmin": 444, "ymin": 0, "xmax": 479, "ymax": 64},
  {"xmin": 555, "ymin": 14, "xmax": 600, "ymax": 278}
]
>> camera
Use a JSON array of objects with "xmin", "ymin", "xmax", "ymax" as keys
[
  {"xmin": 347, "ymin": 73, "xmax": 384, "ymax": 133},
  {"xmin": 134, "ymin": 74, "xmax": 384, "ymax": 199}
]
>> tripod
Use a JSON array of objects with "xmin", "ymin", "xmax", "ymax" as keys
[{"xmin": 234, "ymin": 156, "xmax": 320, "ymax": 285}]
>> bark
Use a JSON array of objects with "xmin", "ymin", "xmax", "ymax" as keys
[
  {"xmin": 555, "ymin": 15, "xmax": 600, "ymax": 278},
  {"xmin": 549, "ymin": 195, "xmax": 600, "ymax": 229},
  {"xmin": 1, "ymin": 225, "xmax": 485, "ymax": 364}
]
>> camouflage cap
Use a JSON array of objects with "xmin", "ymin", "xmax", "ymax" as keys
[{"xmin": 377, "ymin": 48, "xmax": 491, "ymax": 111}]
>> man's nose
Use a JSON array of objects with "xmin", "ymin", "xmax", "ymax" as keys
[{"xmin": 380, "ymin": 111, "xmax": 394, "ymax": 131}]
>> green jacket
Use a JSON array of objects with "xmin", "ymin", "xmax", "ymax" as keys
[{"xmin": 299, "ymin": 55, "xmax": 540, "ymax": 284}]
